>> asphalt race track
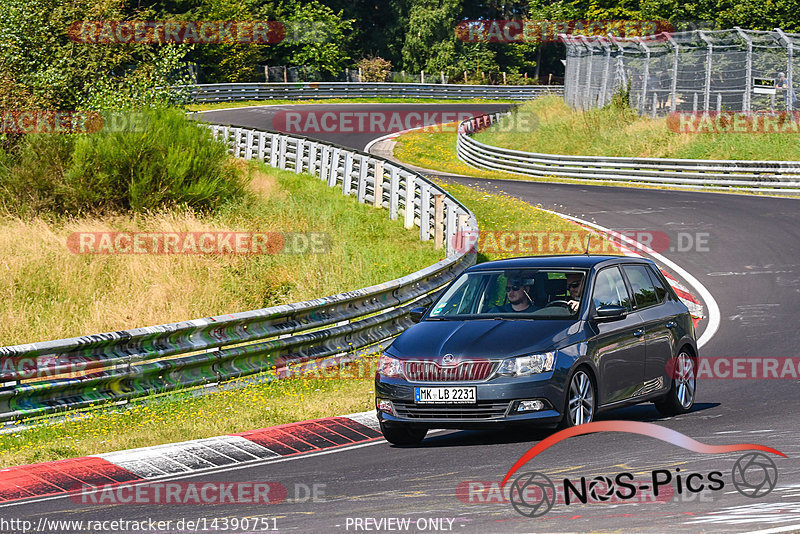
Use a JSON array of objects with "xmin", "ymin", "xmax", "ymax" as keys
[{"xmin": 6, "ymin": 104, "xmax": 800, "ymax": 533}]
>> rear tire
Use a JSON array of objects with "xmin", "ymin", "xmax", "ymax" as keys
[
  {"xmin": 380, "ymin": 421, "xmax": 427, "ymax": 446},
  {"xmin": 558, "ymin": 368, "xmax": 596, "ymax": 429},
  {"xmin": 654, "ymin": 350, "xmax": 696, "ymax": 416}
]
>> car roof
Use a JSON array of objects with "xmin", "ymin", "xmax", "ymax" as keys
[{"xmin": 465, "ymin": 254, "xmax": 653, "ymax": 271}]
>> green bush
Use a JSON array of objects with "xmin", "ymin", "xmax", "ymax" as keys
[{"xmin": 0, "ymin": 110, "xmax": 247, "ymax": 217}]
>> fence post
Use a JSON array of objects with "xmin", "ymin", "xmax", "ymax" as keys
[
  {"xmin": 308, "ymin": 142, "xmax": 317, "ymax": 175},
  {"xmin": 776, "ymin": 28, "xmax": 794, "ymax": 112},
  {"xmin": 736, "ymin": 28, "xmax": 753, "ymax": 113},
  {"xmin": 580, "ymin": 37, "xmax": 595, "ymax": 109},
  {"xmin": 404, "ymin": 174, "xmax": 416, "ymax": 229},
  {"xmin": 269, "ymin": 133, "xmax": 279, "ymax": 167},
  {"xmin": 636, "ymin": 37, "xmax": 651, "ymax": 114},
  {"xmin": 693, "ymin": 92, "xmax": 698, "ymax": 112},
  {"xmin": 667, "ymin": 35, "xmax": 679, "ymax": 113},
  {"xmin": 433, "ymin": 194, "xmax": 444, "ymax": 250},
  {"xmin": 716, "ymin": 92, "xmax": 722, "ymax": 112},
  {"xmin": 373, "ymin": 161, "xmax": 384, "ymax": 207},
  {"xmin": 698, "ymin": 31, "xmax": 713, "ymax": 112},
  {"xmin": 389, "ymin": 166, "xmax": 400, "ymax": 220},
  {"xmin": 599, "ymin": 38, "xmax": 612, "ymax": 107}
]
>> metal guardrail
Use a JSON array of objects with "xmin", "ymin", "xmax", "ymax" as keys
[
  {"xmin": 0, "ymin": 125, "xmax": 477, "ymax": 422},
  {"xmin": 187, "ymin": 82, "xmax": 564, "ymax": 102},
  {"xmin": 457, "ymin": 113, "xmax": 800, "ymax": 193}
]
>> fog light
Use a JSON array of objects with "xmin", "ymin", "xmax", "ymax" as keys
[
  {"xmin": 376, "ymin": 399, "xmax": 396, "ymax": 416},
  {"xmin": 516, "ymin": 400, "xmax": 545, "ymax": 412}
]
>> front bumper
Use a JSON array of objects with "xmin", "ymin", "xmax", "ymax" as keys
[{"xmin": 375, "ymin": 373, "xmax": 565, "ymax": 429}]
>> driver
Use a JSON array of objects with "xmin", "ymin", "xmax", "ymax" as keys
[
  {"xmin": 565, "ymin": 272, "xmax": 584, "ymax": 312},
  {"xmin": 490, "ymin": 277, "xmax": 538, "ymax": 313}
]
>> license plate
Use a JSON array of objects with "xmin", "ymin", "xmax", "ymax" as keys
[{"xmin": 414, "ymin": 386, "xmax": 476, "ymax": 404}]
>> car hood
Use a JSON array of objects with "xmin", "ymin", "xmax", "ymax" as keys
[{"xmin": 388, "ymin": 319, "xmax": 580, "ymax": 360}]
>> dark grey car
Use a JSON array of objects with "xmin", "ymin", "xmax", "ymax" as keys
[{"xmin": 375, "ymin": 255, "xmax": 698, "ymax": 445}]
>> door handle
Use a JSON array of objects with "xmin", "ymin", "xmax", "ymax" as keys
[
  {"xmin": 665, "ymin": 321, "xmax": 677, "ymax": 329},
  {"xmin": 633, "ymin": 329, "xmax": 644, "ymax": 337}
]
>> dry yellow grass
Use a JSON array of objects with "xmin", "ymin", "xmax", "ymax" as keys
[{"xmin": 0, "ymin": 161, "xmax": 442, "ymax": 346}]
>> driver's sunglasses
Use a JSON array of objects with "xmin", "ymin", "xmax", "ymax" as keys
[
  {"xmin": 505, "ymin": 285, "xmax": 521, "ymax": 292},
  {"xmin": 567, "ymin": 281, "xmax": 582, "ymax": 289}
]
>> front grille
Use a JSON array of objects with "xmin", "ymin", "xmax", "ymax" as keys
[
  {"xmin": 404, "ymin": 360, "xmax": 496, "ymax": 382},
  {"xmin": 393, "ymin": 401, "xmax": 510, "ymax": 420}
]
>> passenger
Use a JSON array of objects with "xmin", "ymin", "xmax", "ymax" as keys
[{"xmin": 565, "ymin": 273, "xmax": 584, "ymax": 312}]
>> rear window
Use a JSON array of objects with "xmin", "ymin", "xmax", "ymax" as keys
[{"xmin": 622, "ymin": 265, "xmax": 660, "ymax": 309}]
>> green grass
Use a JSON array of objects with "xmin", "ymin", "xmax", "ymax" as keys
[
  {"xmin": 187, "ymin": 97, "xmax": 515, "ymax": 111},
  {"xmin": 474, "ymin": 96, "xmax": 800, "ymax": 161},
  {"xmin": 0, "ymin": 359, "xmax": 378, "ymax": 468}
]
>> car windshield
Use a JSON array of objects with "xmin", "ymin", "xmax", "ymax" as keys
[{"xmin": 427, "ymin": 269, "xmax": 587, "ymax": 320}]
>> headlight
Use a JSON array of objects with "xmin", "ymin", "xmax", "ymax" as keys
[
  {"xmin": 497, "ymin": 352, "xmax": 555, "ymax": 376},
  {"xmin": 376, "ymin": 354, "xmax": 404, "ymax": 378}
]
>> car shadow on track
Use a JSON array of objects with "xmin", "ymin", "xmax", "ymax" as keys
[{"xmin": 408, "ymin": 402, "xmax": 719, "ymax": 448}]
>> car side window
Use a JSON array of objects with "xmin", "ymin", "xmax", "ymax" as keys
[
  {"xmin": 645, "ymin": 266, "xmax": 668, "ymax": 302},
  {"xmin": 591, "ymin": 267, "xmax": 632, "ymax": 310},
  {"xmin": 622, "ymin": 265, "xmax": 660, "ymax": 309}
]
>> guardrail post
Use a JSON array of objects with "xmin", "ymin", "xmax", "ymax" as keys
[
  {"xmin": 343, "ymin": 153, "xmax": 354, "ymax": 195},
  {"xmin": 357, "ymin": 156, "xmax": 368, "ymax": 202},
  {"xmin": 373, "ymin": 161, "xmax": 384, "ymax": 207},
  {"xmin": 433, "ymin": 194, "xmax": 445, "ymax": 250},
  {"xmin": 445, "ymin": 200, "xmax": 457, "ymax": 256},
  {"xmin": 328, "ymin": 148, "xmax": 340, "ymax": 187},
  {"xmin": 404, "ymin": 174, "xmax": 416, "ymax": 229},
  {"xmin": 294, "ymin": 139, "xmax": 304, "ymax": 172},
  {"xmin": 269, "ymin": 134, "xmax": 279, "ymax": 167},
  {"xmin": 308, "ymin": 142, "xmax": 318, "ymax": 175},
  {"xmin": 257, "ymin": 131, "xmax": 267, "ymax": 161},
  {"xmin": 244, "ymin": 130, "xmax": 254, "ymax": 159},
  {"xmin": 319, "ymin": 146, "xmax": 329, "ymax": 181},
  {"xmin": 278, "ymin": 136, "xmax": 288, "ymax": 169},
  {"xmin": 232, "ymin": 128, "xmax": 242, "ymax": 157},
  {"xmin": 420, "ymin": 184, "xmax": 431, "ymax": 240},
  {"xmin": 389, "ymin": 166, "xmax": 400, "ymax": 220}
]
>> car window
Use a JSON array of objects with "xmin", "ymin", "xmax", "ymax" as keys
[
  {"xmin": 645, "ymin": 266, "xmax": 668, "ymax": 302},
  {"xmin": 592, "ymin": 267, "xmax": 632, "ymax": 310},
  {"xmin": 427, "ymin": 269, "xmax": 587, "ymax": 320},
  {"xmin": 622, "ymin": 265, "xmax": 660, "ymax": 309}
]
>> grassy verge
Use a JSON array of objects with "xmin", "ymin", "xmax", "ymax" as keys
[
  {"xmin": 0, "ymin": 160, "xmax": 442, "ymax": 345},
  {"xmin": 0, "ymin": 165, "xmax": 616, "ymax": 467},
  {"xmin": 0, "ymin": 361, "xmax": 378, "ymax": 468},
  {"xmin": 187, "ymin": 97, "xmax": 515, "ymax": 111},
  {"xmin": 475, "ymin": 96, "xmax": 800, "ymax": 161}
]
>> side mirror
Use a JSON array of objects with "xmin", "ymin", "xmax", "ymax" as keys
[
  {"xmin": 409, "ymin": 306, "xmax": 428, "ymax": 323},
  {"xmin": 593, "ymin": 305, "xmax": 628, "ymax": 322}
]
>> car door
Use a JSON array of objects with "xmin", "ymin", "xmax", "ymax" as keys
[
  {"xmin": 621, "ymin": 264, "xmax": 677, "ymax": 392},
  {"xmin": 586, "ymin": 266, "xmax": 646, "ymax": 405}
]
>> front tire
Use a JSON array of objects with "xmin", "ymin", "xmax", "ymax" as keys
[
  {"xmin": 559, "ymin": 368, "xmax": 596, "ymax": 429},
  {"xmin": 654, "ymin": 350, "xmax": 696, "ymax": 416},
  {"xmin": 380, "ymin": 421, "xmax": 427, "ymax": 446}
]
